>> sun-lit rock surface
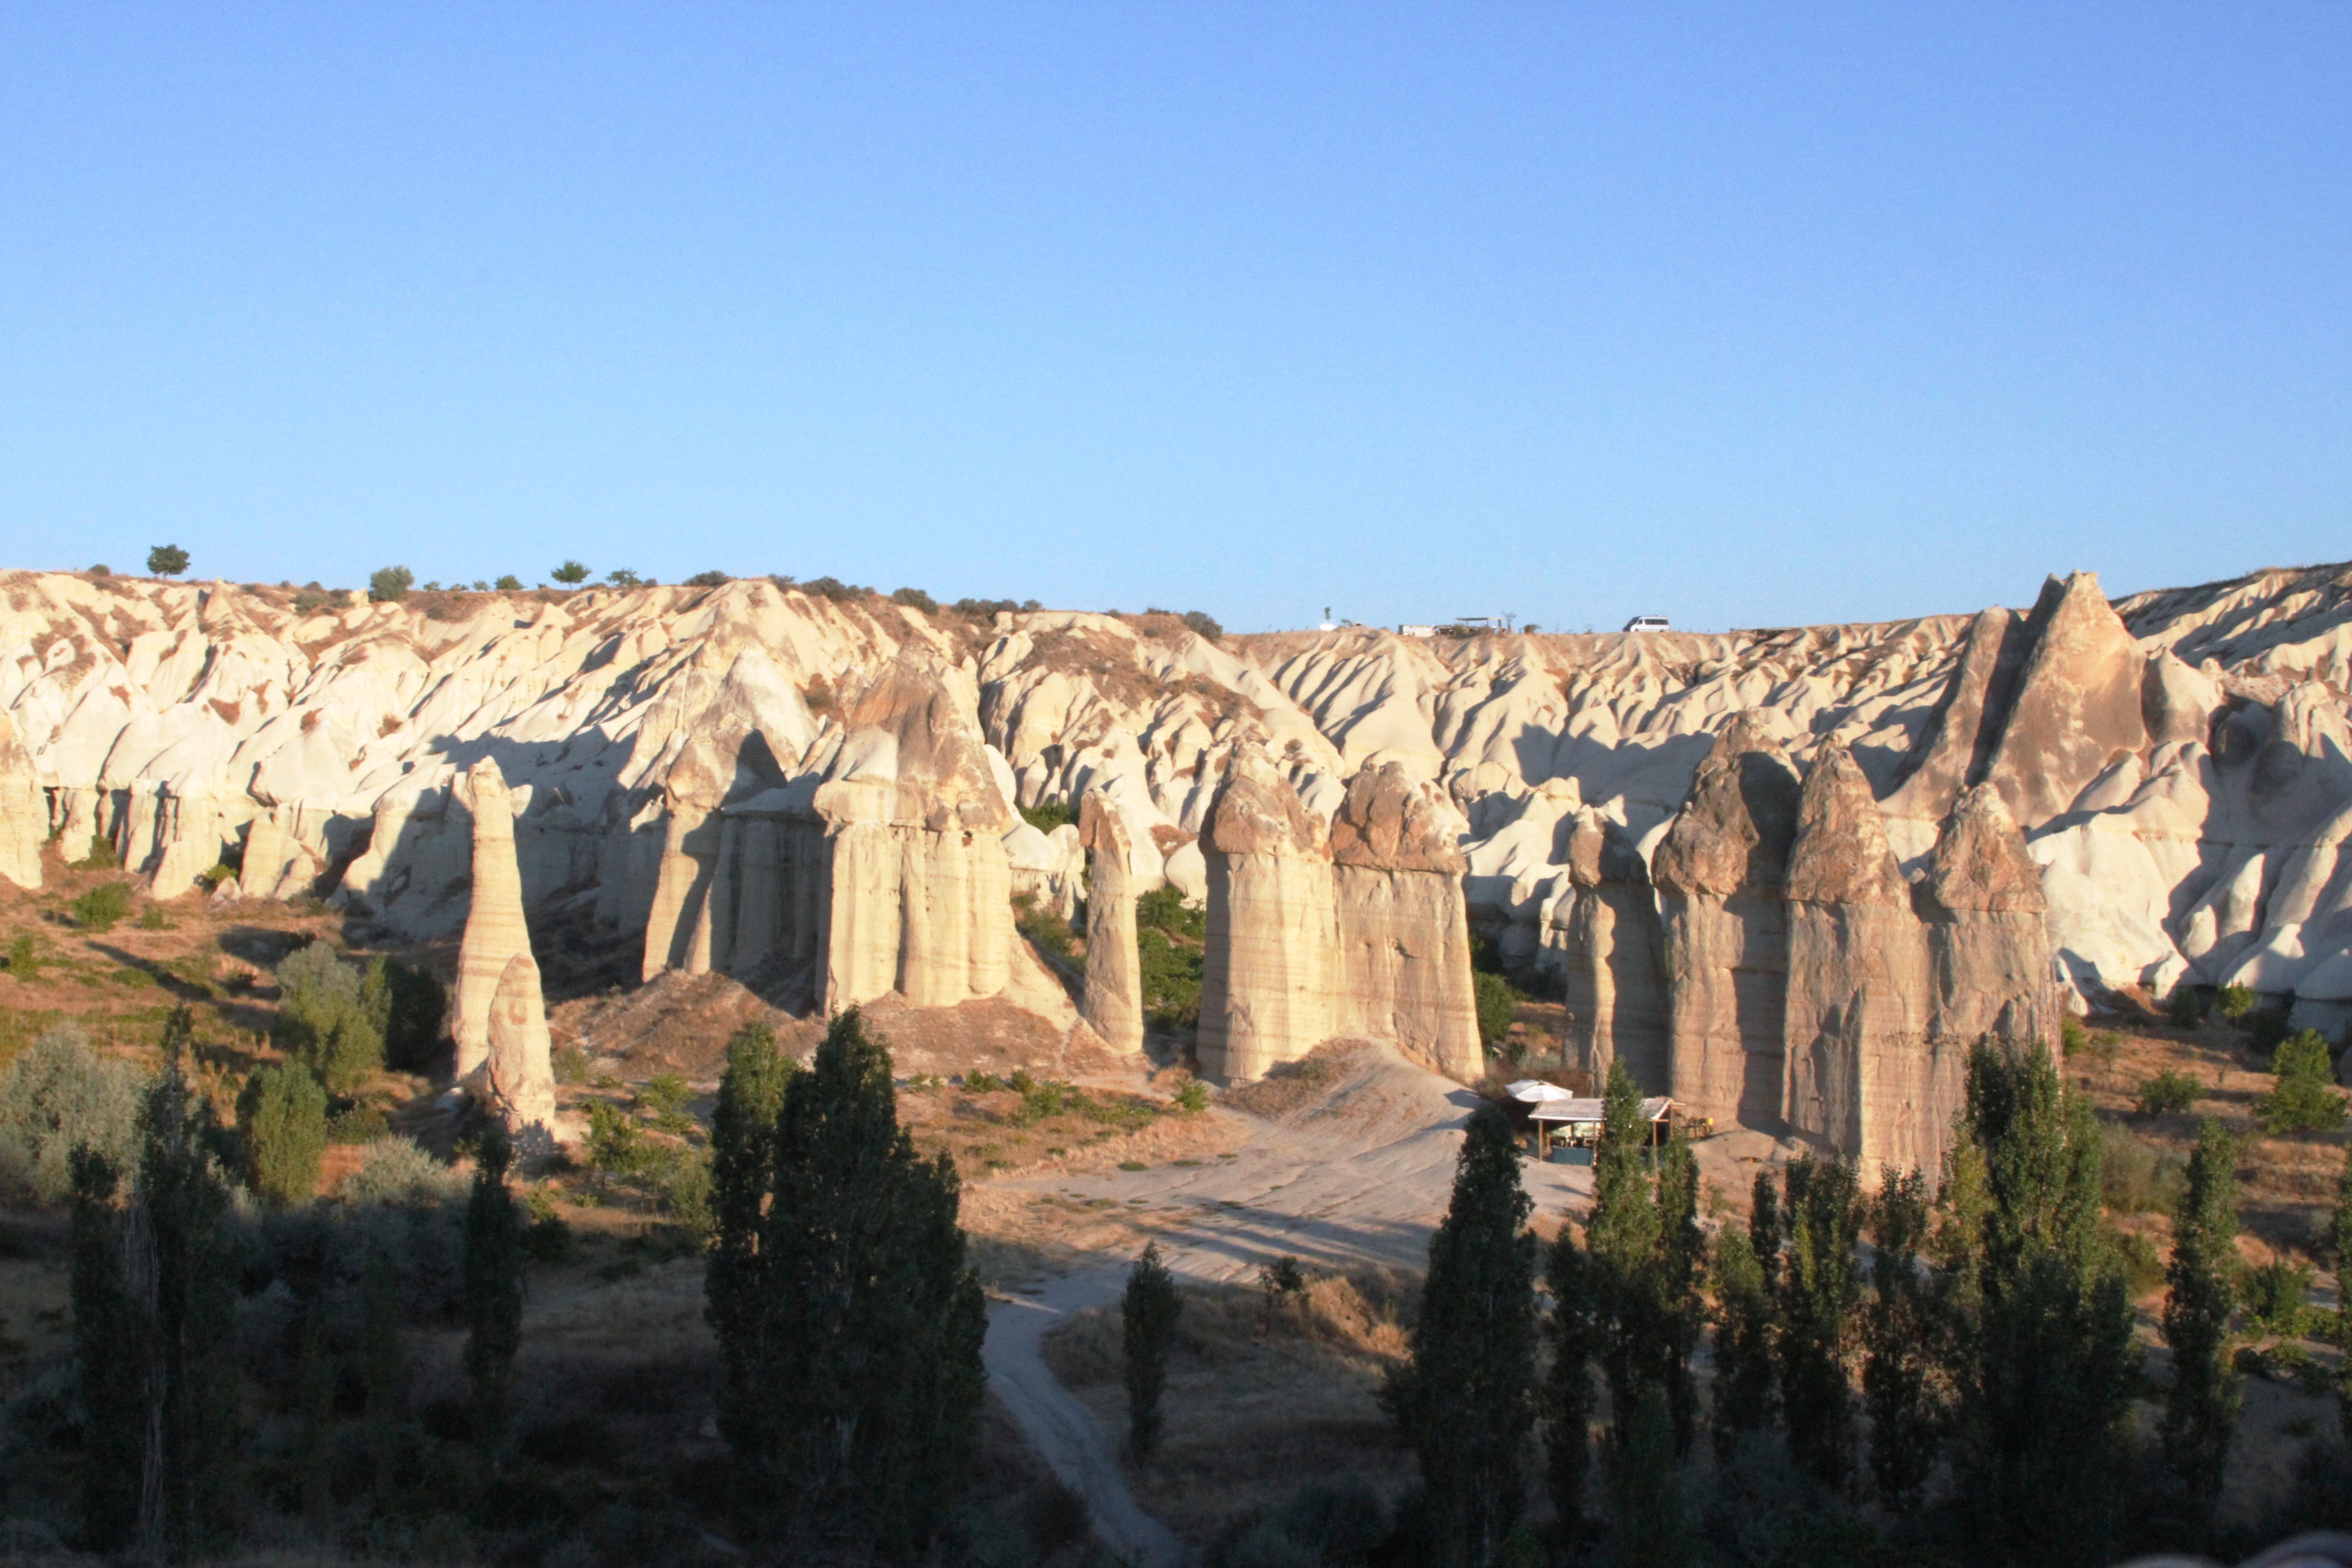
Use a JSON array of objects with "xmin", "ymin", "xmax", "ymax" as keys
[
  {"xmin": 1079, "ymin": 790, "xmax": 1144, "ymax": 1057},
  {"xmin": 1198, "ymin": 747, "xmax": 1339, "ymax": 1083},
  {"xmin": 453, "ymin": 759, "xmax": 532, "ymax": 1081}
]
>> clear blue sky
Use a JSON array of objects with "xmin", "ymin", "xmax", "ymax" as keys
[{"xmin": 3, "ymin": 5, "xmax": 2345, "ymax": 634}]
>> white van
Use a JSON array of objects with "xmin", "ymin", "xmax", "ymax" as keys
[{"xmin": 1623, "ymin": 615, "xmax": 1670, "ymax": 633}]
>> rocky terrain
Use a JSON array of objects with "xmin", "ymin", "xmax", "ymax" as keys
[{"xmin": 5, "ymin": 560, "xmax": 2351, "ymax": 1166}]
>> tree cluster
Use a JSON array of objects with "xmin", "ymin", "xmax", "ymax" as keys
[{"xmin": 1386, "ymin": 1044, "xmax": 2306, "ymax": 1567}]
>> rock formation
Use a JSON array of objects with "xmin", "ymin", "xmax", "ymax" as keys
[
  {"xmin": 1554, "ymin": 806, "xmax": 1669, "ymax": 1093},
  {"xmin": 1652, "ymin": 711, "xmax": 1803, "ymax": 1128},
  {"xmin": 640, "ymin": 738, "xmax": 725, "ymax": 981},
  {"xmin": 1781, "ymin": 742, "xmax": 1933, "ymax": 1173},
  {"xmin": 1198, "ymin": 749, "xmax": 1339, "ymax": 1083},
  {"xmin": 1079, "ymin": 791, "xmax": 1144, "ymax": 1056},
  {"xmin": 0, "ymin": 710, "xmax": 42, "ymax": 889},
  {"xmin": 453, "ymin": 760, "xmax": 531, "ymax": 1081},
  {"xmin": 1918, "ymin": 784, "xmax": 2056, "ymax": 1058},
  {"xmin": 1328, "ymin": 762, "xmax": 1482, "ymax": 1081},
  {"xmin": 484, "ymin": 951, "xmax": 557, "ymax": 1147}
]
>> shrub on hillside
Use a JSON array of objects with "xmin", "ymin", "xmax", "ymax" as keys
[
  {"xmin": 2217, "ymin": 984, "xmax": 2257, "ymax": 1021},
  {"xmin": 494, "ymin": 574, "xmax": 523, "ymax": 591},
  {"xmin": 1181, "ymin": 610, "xmax": 1223, "ymax": 640},
  {"xmin": 340, "ymin": 1135, "xmax": 464, "ymax": 1208},
  {"xmin": 2259, "ymin": 1030, "xmax": 2346, "ymax": 1135},
  {"xmin": 146, "ymin": 544, "xmax": 190, "ymax": 577},
  {"xmin": 685, "ymin": 570, "xmax": 732, "ymax": 587},
  {"xmin": 799, "ymin": 575, "xmax": 868, "ymax": 602},
  {"xmin": 2135, "ymin": 1070, "xmax": 2201, "ymax": 1117},
  {"xmin": 1473, "ymin": 971, "xmax": 1518, "ymax": 1051},
  {"xmin": 2166, "ymin": 985, "xmax": 2204, "ymax": 1028},
  {"xmin": 67, "ymin": 836, "xmax": 120, "ymax": 872},
  {"xmin": 276, "ymin": 941, "xmax": 385, "ymax": 1094},
  {"xmin": 889, "ymin": 586, "xmax": 938, "ymax": 613},
  {"xmin": 5, "ymin": 931, "xmax": 47, "ymax": 980},
  {"xmin": 0, "ymin": 1026, "xmax": 147, "ymax": 1201},
  {"xmin": 368, "ymin": 566, "xmax": 413, "ymax": 603},
  {"xmin": 238, "ymin": 1062, "xmax": 327, "ymax": 1207},
  {"xmin": 1019, "ymin": 800, "xmax": 1074, "ymax": 833},
  {"xmin": 69, "ymin": 881, "xmax": 133, "ymax": 932}
]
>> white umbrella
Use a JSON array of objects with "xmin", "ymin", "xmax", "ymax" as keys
[{"xmin": 1506, "ymin": 1080, "xmax": 1574, "ymax": 1104}]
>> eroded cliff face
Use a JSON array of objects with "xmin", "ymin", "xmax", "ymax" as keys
[
  {"xmin": 1328, "ymin": 762, "xmax": 1482, "ymax": 1082},
  {"xmin": 1198, "ymin": 747, "xmax": 1339, "ymax": 1083},
  {"xmin": 5, "ymin": 561, "xmax": 2352, "ymax": 1099}
]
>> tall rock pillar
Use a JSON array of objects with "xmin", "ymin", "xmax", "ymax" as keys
[
  {"xmin": 1652, "ymin": 712, "xmax": 1803, "ymax": 1130},
  {"xmin": 1920, "ymin": 784, "xmax": 2057, "ymax": 1058},
  {"xmin": 0, "ymin": 711, "xmax": 43, "ymax": 890},
  {"xmin": 1328, "ymin": 762, "xmax": 1483, "ymax": 1082},
  {"xmin": 1782, "ymin": 742, "xmax": 1932, "ymax": 1173},
  {"xmin": 1559, "ymin": 808, "xmax": 1669, "ymax": 1094},
  {"xmin": 1198, "ymin": 749, "xmax": 1339, "ymax": 1083},
  {"xmin": 485, "ymin": 951, "xmax": 558, "ymax": 1150},
  {"xmin": 453, "ymin": 760, "xmax": 531, "ymax": 1082},
  {"xmin": 1079, "ymin": 791, "xmax": 1145, "ymax": 1056}
]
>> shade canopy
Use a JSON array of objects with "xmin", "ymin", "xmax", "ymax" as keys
[{"xmin": 1506, "ymin": 1080, "xmax": 1575, "ymax": 1104}]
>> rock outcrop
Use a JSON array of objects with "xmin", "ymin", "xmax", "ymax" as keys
[
  {"xmin": 1781, "ymin": 742, "xmax": 1932, "ymax": 1172},
  {"xmin": 1554, "ymin": 807, "xmax": 1669, "ymax": 1092},
  {"xmin": 0, "ymin": 710, "xmax": 42, "ymax": 889},
  {"xmin": 1079, "ymin": 791, "xmax": 1144, "ymax": 1056},
  {"xmin": 1918, "ymin": 784, "xmax": 2057, "ymax": 1058},
  {"xmin": 1198, "ymin": 749, "xmax": 1339, "ymax": 1082},
  {"xmin": 484, "ymin": 951, "xmax": 557, "ymax": 1147},
  {"xmin": 1652, "ymin": 712, "xmax": 1803, "ymax": 1128},
  {"xmin": 453, "ymin": 760, "xmax": 531, "ymax": 1081},
  {"xmin": 1328, "ymin": 762, "xmax": 1482, "ymax": 1081}
]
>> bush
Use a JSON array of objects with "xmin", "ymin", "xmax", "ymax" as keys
[
  {"xmin": 1172, "ymin": 1080, "xmax": 1209, "ymax": 1114},
  {"xmin": 2217, "ymin": 984, "xmax": 2257, "ymax": 1020},
  {"xmin": 1138, "ymin": 883, "xmax": 1203, "ymax": 941},
  {"xmin": 684, "ymin": 570, "xmax": 731, "ymax": 588},
  {"xmin": 800, "ymin": 575, "xmax": 868, "ymax": 602},
  {"xmin": 5, "ymin": 931, "xmax": 45, "ymax": 980},
  {"xmin": 2100, "ymin": 1130, "xmax": 2184, "ymax": 1213},
  {"xmin": 368, "ymin": 565, "xmax": 414, "ymax": 603},
  {"xmin": 1138, "ymin": 926, "xmax": 1203, "ymax": 1029},
  {"xmin": 361, "ymin": 957, "xmax": 447, "ymax": 1074},
  {"xmin": 0, "ymin": 1026, "xmax": 146, "ymax": 1201},
  {"xmin": 340, "ymin": 1136, "xmax": 463, "ymax": 1207},
  {"xmin": 2134, "ymin": 1069, "xmax": 2200, "ymax": 1117},
  {"xmin": 1181, "ymin": 610, "xmax": 1223, "ymax": 640},
  {"xmin": 146, "ymin": 544, "xmax": 189, "ymax": 577},
  {"xmin": 67, "ymin": 836, "xmax": 120, "ymax": 871},
  {"xmin": 889, "ymin": 587, "xmax": 937, "ymax": 613},
  {"xmin": 68, "ymin": 883, "xmax": 133, "ymax": 930},
  {"xmin": 2167, "ymin": 985, "xmax": 2204, "ymax": 1028},
  {"xmin": 2244, "ymin": 1258, "xmax": 2315, "ymax": 1339},
  {"xmin": 2259, "ymin": 1030, "xmax": 2346, "ymax": 1135},
  {"xmin": 553, "ymin": 1045, "xmax": 591, "ymax": 1084},
  {"xmin": 494, "ymin": 574, "xmax": 523, "ymax": 591},
  {"xmin": 276, "ymin": 940, "xmax": 386, "ymax": 1094},
  {"xmin": 551, "ymin": 561, "xmax": 589, "ymax": 585},
  {"xmin": 2059, "ymin": 1016, "xmax": 2087, "ymax": 1057},
  {"xmin": 1019, "ymin": 800, "xmax": 1075, "ymax": 833},
  {"xmin": 950, "ymin": 597, "xmax": 1022, "ymax": 619},
  {"xmin": 291, "ymin": 588, "xmax": 339, "ymax": 615},
  {"xmin": 238, "ymin": 1063, "xmax": 328, "ymax": 1207},
  {"xmin": 585, "ymin": 1100, "xmax": 662, "ymax": 1182},
  {"xmin": 1473, "ymin": 971, "xmax": 1518, "ymax": 1051}
]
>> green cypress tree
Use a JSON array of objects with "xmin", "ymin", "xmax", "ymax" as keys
[
  {"xmin": 1707, "ymin": 1221, "xmax": 1776, "ymax": 1463},
  {"xmin": 359, "ymin": 1247, "xmax": 406, "ymax": 1497},
  {"xmin": 1948, "ymin": 1045, "xmax": 2142, "ymax": 1568},
  {"xmin": 1863, "ymin": 1166, "xmax": 1938, "ymax": 1506},
  {"xmin": 1385, "ymin": 1105, "xmax": 1536, "ymax": 1568},
  {"xmin": 754, "ymin": 1008, "xmax": 985, "ymax": 1554},
  {"xmin": 133, "ymin": 1038, "xmax": 242, "ymax": 1562},
  {"xmin": 2160, "ymin": 1117, "xmax": 2240, "ymax": 1535},
  {"xmin": 1544, "ymin": 1222, "xmax": 1601, "ymax": 1531},
  {"xmin": 705, "ymin": 1022, "xmax": 794, "ymax": 1469},
  {"xmin": 463, "ymin": 1124, "xmax": 523, "ymax": 1466},
  {"xmin": 67, "ymin": 1147, "xmax": 142, "ymax": 1552},
  {"xmin": 1588, "ymin": 1061, "xmax": 1665, "ymax": 1442},
  {"xmin": 1605, "ymin": 1386, "xmax": 1697, "ymax": 1568},
  {"xmin": 1653, "ymin": 1132, "xmax": 1705, "ymax": 1456},
  {"xmin": 1123, "ymin": 1241, "xmax": 1182, "ymax": 1462},
  {"xmin": 237, "ymin": 1062, "xmax": 327, "ymax": 1206},
  {"xmin": 1776, "ymin": 1154, "xmax": 1862, "ymax": 1488},
  {"xmin": 297, "ymin": 1305, "xmax": 335, "ymax": 1540},
  {"xmin": 2334, "ymin": 1153, "xmax": 2352, "ymax": 1449}
]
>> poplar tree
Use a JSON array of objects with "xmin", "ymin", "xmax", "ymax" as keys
[
  {"xmin": 1386, "ymin": 1105, "xmax": 1537, "ymax": 1568},
  {"xmin": 2334, "ymin": 1154, "xmax": 2352, "ymax": 1448},
  {"xmin": 297, "ymin": 1306, "xmax": 335, "ymax": 1539},
  {"xmin": 1588, "ymin": 1062, "xmax": 1665, "ymax": 1442},
  {"xmin": 360, "ymin": 1248, "xmax": 406, "ymax": 1494},
  {"xmin": 747, "ymin": 1009, "xmax": 985, "ymax": 1554},
  {"xmin": 1946, "ymin": 1045, "xmax": 2141, "ymax": 1568},
  {"xmin": 68, "ymin": 1147, "xmax": 142, "ymax": 1551},
  {"xmin": 1776, "ymin": 1155, "xmax": 1862, "ymax": 1488},
  {"xmin": 1863, "ymin": 1166, "xmax": 1938, "ymax": 1506},
  {"xmin": 1123, "ymin": 1241, "xmax": 1182, "ymax": 1461},
  {"xmin": 1544, "ymin": 1222, "xmax": 1600, "ymax": 1530},
  {"xmin": 463, "ymin": 1124, "xmax": 524, "ymax": 1465},
  {"xmin": 1707, "ymin": 1220, "xmax": 1776, "ymax": 1463},
  {"xmin": 1653, "ymin": 1132, "xmax": 1706, "ymax": 1456},
  {"xmin": 2160, "ymin": 1117, "xmax": 2241, "ymax": 1536},
  {"xmin": 706, "ymin": 1022, "xmax": 793, "ymax": 1465}
]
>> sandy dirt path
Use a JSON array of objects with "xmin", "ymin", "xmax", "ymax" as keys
[{"xmin": 979, "ymin": 1047, "xmax": 1607, "ymax": 1562}]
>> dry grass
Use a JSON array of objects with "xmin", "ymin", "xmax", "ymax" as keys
[
  {"xmin": 1041, "ymin": 1269, "xmax": 1417, "ymax": 1544},
  {"xmin": 1224, "ymin": 1039, "xmax": 1377, "ymax": 1120}
]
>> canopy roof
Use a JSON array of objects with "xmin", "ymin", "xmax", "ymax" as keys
[{"xmin": 1527, "ymin": 1096, "xmax": 1673, "ymax": 1124}]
